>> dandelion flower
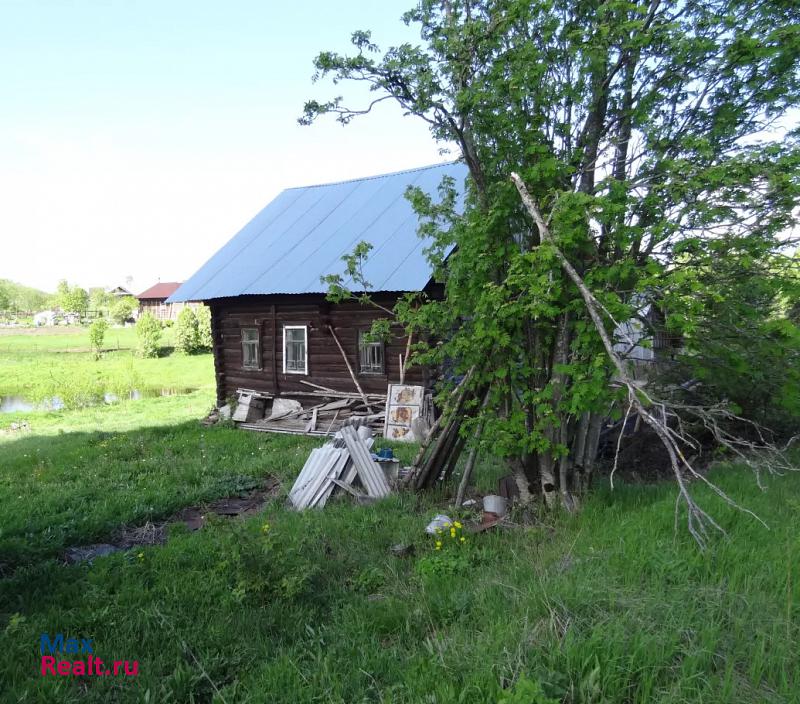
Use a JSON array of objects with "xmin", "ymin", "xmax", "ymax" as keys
[
  {"xmin": 435, "ymin": 540, "xmax": 442, "ymax": 548},
  {"xmin": 261, "ymin": 522, "xmax": 271, "ymax": 533},
  {"xmin": 137, "ymin": 552, "xmax": 144, "ymax": 560},
  {"xmin": 460, "ymin": 537, "xmax": 466, "ymax": 543},
  {"xmin": 454, "ymin": 521, "xmax": 462, "ymax": 529}
]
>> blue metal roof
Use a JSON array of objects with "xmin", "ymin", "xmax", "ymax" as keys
[{"xmin": 168, "ymin": 161, "xmax": 468, "ymax": 302}]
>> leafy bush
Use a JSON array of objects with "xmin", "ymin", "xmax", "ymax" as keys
[
  {"xmin": 135, "ymin": 311, "xmax": 162, "ymax": 358},
  {"xmin": 196, "ymin": 305, "xmax": 213, "ymax": 351},
  {"xmin": 88, "ymin": 318, "xmax": 108, "ymax": 358},
  {"xmin": 111, "ymin": 296, "xmax": 138, "ymax": 325},
  {"xmin": 0, "ymin": 281, "xmax": 9, "ymax": 311},
  {"xmin": 175, "ymin": 307, "xmax": 200, "ymax": 354},
  {"xmin": 56, "ymin": 280, "xmax": 89, "ymax": 316}
]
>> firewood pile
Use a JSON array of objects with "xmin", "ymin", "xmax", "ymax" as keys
[{"xmin": 288, "ymin": 424, "xmax": 393, "ymax": 509}]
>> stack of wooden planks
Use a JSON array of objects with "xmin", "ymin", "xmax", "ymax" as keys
[{"xmin": 288, "ymin": 425, "xmax": 392, "ymax": 509}]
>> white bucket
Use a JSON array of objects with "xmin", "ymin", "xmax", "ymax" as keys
[{"xmin": 482, "ymin": 494, "xmax": 508, "ymax": 516}]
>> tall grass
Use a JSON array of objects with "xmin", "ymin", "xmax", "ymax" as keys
[{"xmin": 0, "ymin": 420, "xmax": 796, "ymax": 703}]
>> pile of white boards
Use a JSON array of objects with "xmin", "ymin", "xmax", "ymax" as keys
[{"xmin": 288, "ymin": 424, "xmax": 392, "ymax": 509}]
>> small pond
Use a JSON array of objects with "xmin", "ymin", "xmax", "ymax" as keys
[{"xmin": 0, "ymin": 388, "xmax": 197, "ymax": 414}]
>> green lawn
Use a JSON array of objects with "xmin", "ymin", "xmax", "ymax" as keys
[
  {"xmin": 0, "ymin": 325, "xmax": 213, "ymax": 409},
  {"xmin": 0, "ymin": 327, "xmax": 797, "ymax": 703},
  {"xmin": 0, "ymin": 325, "xmax": 215, "ymax": 436}
]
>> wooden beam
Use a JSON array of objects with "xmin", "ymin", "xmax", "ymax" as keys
[
  {"xmin": 327, "ymin": 325, "xmax": 372, "ymax": 411},
  {"xmin": 400, "ymin": 330, "xmax": 413, "ymax": 384}
]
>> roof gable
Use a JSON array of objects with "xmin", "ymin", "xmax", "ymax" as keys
[
  {"xmin": 138, "ymin": 282, "xmax": 182, "ymax": 299},
  {"xmin": 168, "ymin": 162, "xmax": 468, "ymax": 302}
]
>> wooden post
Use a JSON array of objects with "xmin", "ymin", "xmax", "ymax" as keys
[
  {"xmin": 400, "ymin": 330, "xmax": 413, "ymax": 384},
  {"xmin": 454, "ymin": 389, "xmax": 491, "ymax": 506},
  {"xmin": 408, "ymin": 368, "xmax": 473, "ymax": 472}
]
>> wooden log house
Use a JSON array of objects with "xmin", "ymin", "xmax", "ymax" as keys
[
  {"xmin": 137, "ymin": 282, "xmax": 198, "ymax": 321},
  {"xmin": 169, "ymin": 162, "xmax": 468, "ymax": 408}
]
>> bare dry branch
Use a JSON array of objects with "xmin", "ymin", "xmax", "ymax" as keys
[{"xmin": 511, "ymin": 171, "xmax": 789, "ymax": 548}]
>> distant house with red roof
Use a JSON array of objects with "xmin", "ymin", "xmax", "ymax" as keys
[{"xmin": 136, "ymin": 282, "xmax": 197, "ymax": 321}]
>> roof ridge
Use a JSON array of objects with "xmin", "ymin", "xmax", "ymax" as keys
[{"xmin": 282, "ymin": 160, "xmax": 462, "ymax": 191}]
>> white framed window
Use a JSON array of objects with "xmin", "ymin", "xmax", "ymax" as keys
[
  {"xmin": 358, "ymin": 330, "xmax": 384, "ymax": 374},
  {"xmin": 283, "ymin": 325, "xmax": 308, "ymax": 374},
  {"xmin": 241, "ymin": 328, "xmax": 260, "ymax": 370}
]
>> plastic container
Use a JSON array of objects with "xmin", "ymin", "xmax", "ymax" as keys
[{"xmin": 482, "ymin": 494, "xmax": 508, "ymax": 517}]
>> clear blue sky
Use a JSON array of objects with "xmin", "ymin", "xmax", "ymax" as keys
[{"xmin": 0, "ymin": 0, "xmax": 450, "ymax": 293}]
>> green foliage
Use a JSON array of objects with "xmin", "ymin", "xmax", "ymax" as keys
[
  {"xmin": 663, "ymin": 243, "xmax": 800, "ymax": 433},
  {"xmin": 304, "ymin": 0, "xmax": 800, "ymax": 500},
  {"xmin": 498, "ymin": 676, "xmax": 560, "ymax": 704},
  {"xmin": 89, "ymin": 287, "xmax": 112, "ymax": 311},
  {"xmin": 0, "ymin": 326, "xmax": 212, "ymax": 415},
  {"xmin": 0, "ymin": 278, "xmax": 51, "ymax": 311},
  {"xmin": 175, "ymin": 306, "xmax": 201, "ymax": 354},
  {"xmin": 416, "ymin": 518, "xmax": 471, "ymax": 578},
  {"xmin": 224, "ymin": 519, "xmax": 320, "ymax": 606},
  {"xmin": 196, "ymin": 304, "xmax": 213, "ymax": 351},
  {"xmin": 135, "ymin": 311, "xmax": 162, "ymax": 358},
  {"xmin": 56, "ymin": 279, "xmax": 89, "ymax": 315},
  {"xmin": 88, "ymin": 318, "xmax": 108, "ymax": 358},
  {"xmin": 110, "ymin": 295, "xmax": 137, "ymax": 324},
  {"xmin": 0, "ymin": 280, "xmax": 9, "ymax": 311}
]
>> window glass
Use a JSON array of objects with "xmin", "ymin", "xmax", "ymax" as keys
[
  {"xmin": 358, "ymin": 330, "xmax": 384, "ymax": 374},
  {"xmin": 284, "ymin": 326, "xmax": 307, "ymax": 373},
  {"xmin": 242, "ymin": 328, "xmax": 260, "ymax": 369}
]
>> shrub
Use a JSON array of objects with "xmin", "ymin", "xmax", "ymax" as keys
[
  {"xmin": 111, "ymin": 296, "xmax": 138, "ymax": 325},
  {"xmin": 175, "ymin": 307, "xmax": 200, "ymax": 354},
  {"xmin": 88, "ymin": 318, "xmax": 108, "ymax": 359},
  {"xmin": 135, "ymin": 311, "xmax": 162, "ymax": 358},
  {"xmin": 196, "ymin": 305, "xmax": 213, "ymax": 351}
]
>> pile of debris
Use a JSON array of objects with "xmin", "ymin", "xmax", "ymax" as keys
[
  {"xmin": 233, "ymin": 383, "xmax": 387, "ymax": 436},
  {"xmin": 230, "ymin": 381, "xmax": 434, "ymax": 440},
  {"xmin": 288, "ymin": 423, "xmax": 397, "ymax": 509}
]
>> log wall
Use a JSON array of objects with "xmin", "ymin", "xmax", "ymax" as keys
[{"xmin": 209, "ymin": 294, "xmax": 429, "ymax": 405}]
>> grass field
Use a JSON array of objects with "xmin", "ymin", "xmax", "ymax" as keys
[
  {"xmin": 0, "ymin": 325, "xmax": 215, "ymax": 435},
  {"xmin": 0, "ymin": 327, "xmax": 797, "ymax": 703}
]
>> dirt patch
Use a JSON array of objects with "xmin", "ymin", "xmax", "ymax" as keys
[{"xmin": 63, "ymin": 475, "xmax": 281, "ymax": 564}]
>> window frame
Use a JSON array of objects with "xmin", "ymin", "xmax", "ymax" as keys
[
  {"xmin": 241, "ymin": 327, "xmax": 261, "ymax": 371},
  {"xmin": 357, "ymin": 329, "xmax": 385, "ymax": 376},
  {"xmin": 282, "ymin": 325, "xmax": 308, "ymax": 375}
]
